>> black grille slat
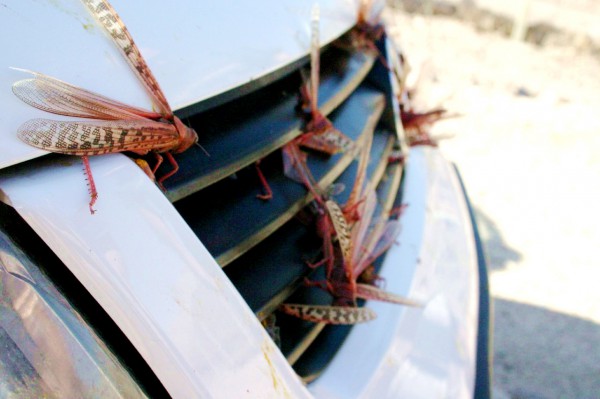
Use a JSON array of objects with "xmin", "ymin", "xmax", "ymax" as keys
[
  {"xmin": 175, "ymin": 86, "xmax": 385, "ymax": 266},
  {"xmin": 162, "ymin": 50, "xmax": 375, "ymax": 203},
  {"xmin": 316, "ymin": 50, "xmax": 375, "ymax": 116},
  {"xmin": 291, "ymin": 316, "xmax": 355, "ymax": 382}
]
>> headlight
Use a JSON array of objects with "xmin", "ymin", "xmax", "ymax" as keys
[{"xmin": 0, "ymin": 218, "xmax": 148, "ymax": 398}]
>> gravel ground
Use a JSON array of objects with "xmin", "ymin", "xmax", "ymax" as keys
[{"xmin": 384, "ymin": 5, "xmax": 600, "ymax": 399}]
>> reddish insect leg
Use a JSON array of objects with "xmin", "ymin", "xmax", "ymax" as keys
[
  {"xmin": 305, "ymin": 254, "xmax": 333, "ymax": 272},
  {"xmin": 303, "ymin": 277, "xmax": 331, "ymax": 292},
  {"xmin": 255, "ymin": 160, "xmax": 273, "ymax": 201},
  {"xmin": 149, "ymin": 152, "xmax": 179, "ymax": 189},
  {"xmin": 82, "ymin": 156, "xmax": 98, "ymax": 214},
  {"xmin": 152, "ymin": 152, "xmax": 164, "ymax": 175},
  {"xmin": 157, "ymin": 152, "xmax": 179, "ymax": 187}
]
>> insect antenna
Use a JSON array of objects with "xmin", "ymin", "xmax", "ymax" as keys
[{"xmin": 195, "ymin": 141, "xmax": 210, "ymax": 157}]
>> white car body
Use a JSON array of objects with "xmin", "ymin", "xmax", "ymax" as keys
[{"xmin": 0, "ymin": 1, "xmax": 486, "ymax": 398}]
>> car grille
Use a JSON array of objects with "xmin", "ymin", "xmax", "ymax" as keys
[
  {"xmin": 162, "ymin": 31, "xmax": 406, "ymax": 381},
  {"xmin": 1, "ymin": 29, "xmax": 406, "ymax": 384}
]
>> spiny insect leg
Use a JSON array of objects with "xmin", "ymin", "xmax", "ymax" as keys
[{"xmin": 82, "ymin": 156, "xmax": 97, "ymax": 214}]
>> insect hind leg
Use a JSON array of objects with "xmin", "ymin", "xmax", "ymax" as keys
[
  {"xmin": 254, "ymin": 159, "xmax": 273, "ymax": 201},
  {"xmin": 82, "ymin": 156, "xmax": 98, "ymax": 214},
  {"xmin": 156, "ymin": 152, "xmax": 179, "ymax": 188},
  {"xmin": 151, "ymin": 152, "xmax": 164, "ymax": 174}
]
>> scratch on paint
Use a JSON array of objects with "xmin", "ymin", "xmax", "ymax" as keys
[
  {"xmin": 261, "ymin": 341, "xmax": 291, "ymax": 398},
  {"xmin": 262, "ymin": 342, "xmax": 279, "ymax": 391}
]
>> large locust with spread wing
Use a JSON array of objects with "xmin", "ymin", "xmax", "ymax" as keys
[{"xmin": 12, "ymin": 0, "xmax": 199, "ymax": 213}]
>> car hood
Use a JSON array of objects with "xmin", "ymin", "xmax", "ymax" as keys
[{"xmin": 0, "ymin": 0, "xmax": 362, "ymax": 169}]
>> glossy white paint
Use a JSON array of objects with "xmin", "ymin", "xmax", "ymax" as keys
[
  {"xmin": 0, "ymin": 154, "xmax": 312, "ymax": 399},
  {"xmin": 309, "ymin": 147, "xmax": 479, "ymax": 398},
  {"xmin": 0, "ymin": 0, "xmax": 358, "ymax": 169}
]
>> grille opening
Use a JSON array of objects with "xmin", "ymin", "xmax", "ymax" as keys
[
  {"xmin": 0, "ymin": 202, "xmax": 169, "ymax": 398},
  {"xmin": 222, "ymin": 125, "xmax": 397, "ymax": 321},
  {"xmin": 174, "ymin": 84, "xmax": 386, "ymax": 267},
  {"xmin": 165, "ymin": 30, "xmax": 406, "ymax": 381}
]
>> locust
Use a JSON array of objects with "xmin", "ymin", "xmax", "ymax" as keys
[
  {"xmin": 281, "ymin": 132, "xmax": 420, "ymax": 325},
  {"xmin": 12, "ymin": 0, "xmax": 199, "ymax": 214},
  {"xmin": 295, "ymin": 4, "xmax": 354, "ymax": 156}
]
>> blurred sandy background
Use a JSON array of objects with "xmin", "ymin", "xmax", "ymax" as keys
[{"xmin": 384, "ymin": 1, "xmax": 600, "ymax": 398}]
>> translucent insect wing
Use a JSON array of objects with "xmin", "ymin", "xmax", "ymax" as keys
[
  {"xmin": 354, "ymin": 219, "xmax": 402, "ymax": 276},
  {"xmin": 12, "ymin": 71, "xmax": 161, "ymax": 121},
  {"xmin": 350, "ymin": 188, "xmax": 378, "ymax": 265}
]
